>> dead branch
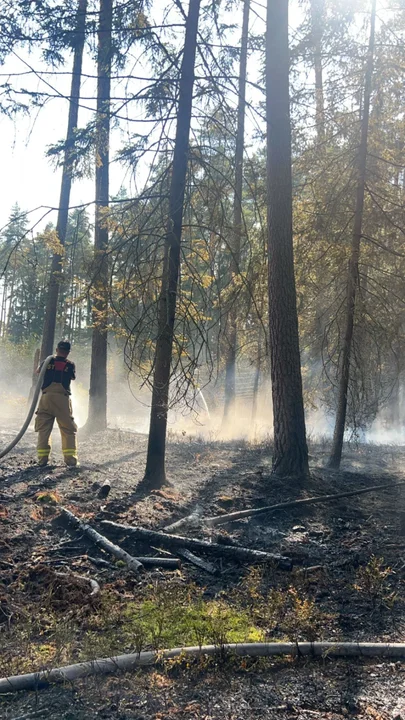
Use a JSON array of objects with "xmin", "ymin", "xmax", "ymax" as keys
[
  {"xmin": 164, "ymin": 506, "xmax": 203, "ymax": 533},
  {"xmin": 86, "ymin": 555, "xmax": 115, "ymax": 569},
  {"xmin": 86, "ymin": 553, "xmax": 180, "ymax": 570},
  {"xmin": 54, "ymin": 571, "xmax": 100, "ymax": 598},
  {"xmin": 60, "ymin": 508, "xmax": 143, "ymax": 573},
  {"xmin": 295, "ymin": 565, "xmax": 324, "ymax": 576},
  {"xmin": 202, "ymin": 479, "xmax": 405, "ymax": 527},
  {"xmin": 177, "ymin": 548, "xmax": 217, "ymax": 574},
  {"xmin": 3, "ymin": 642, "xmax": 405, "ymax": 693},
  {"xmin": 133, "ymin": 556, "xmax": 181, "ymax": 569},
  {"xmin": 100, "ymin": 521, "xmax": 292, "ymax": 569}
]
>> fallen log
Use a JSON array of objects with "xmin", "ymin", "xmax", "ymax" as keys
[
  {"xmin": 203, "ymin": 479, "xmax": 405, "ymax": 527},
  {"xmin": 177, "ymin": 548, "xmax": 217, "ymax": 575},
  {"xmin": 3, "ymin": 642, "xmax": 405, "ymax": 693},
  {"xmin": 60, "ymin": 508, "xmax": 143, "ymax": 573},
  {"xmin": 100, "ymin": 521, "xmax": 292, "ymax": 570}
]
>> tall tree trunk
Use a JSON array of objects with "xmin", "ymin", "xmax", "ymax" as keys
[
  {"xmin": 310, "ymin": 0, "xmax": 325, "ymax": 141},
  {"xmin": 328, "ymin": 0, "xmax": 376, "ymax": 469},
  {"xmin": 86, "ymin": 0, "xmax": 112, "ymax": 433},
  {"xmin": 77, "ymin": 284, "xmax": 83, "ymax": 342},
  {"xmin": 40, "ymin": 0, "xmax": 87, "ymax": 361},
  {"xmin": 251, "ymin": 337, "xmax": 262, "ymax": 425},
  {"xmin": 223, "ymin": 0, "xmax": 250, "ymax": 424},
  {"xmin": 0, "ymin": 273, "xmax": 8, "ymax": 337},
  {"xmin": 266, "ymin": 0, "xmax": 309, "ymax": 479},
  {"xmin": 6, "ymin": 257, "xmax": 17, "ymax": 333},
  {"xmin": 142, "ymin": 0, "xmax": 201, "ymax": 489}
]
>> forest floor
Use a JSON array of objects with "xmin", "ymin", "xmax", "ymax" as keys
[{"xmin": 2, "ymin": 422, "xmax": 405, "ymax": 719}]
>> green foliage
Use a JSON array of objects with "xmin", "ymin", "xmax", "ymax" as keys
[
  {"xmin": 3, "ymin": 0, "xmax": 405, "ymax": 434},
  {"xmin": 234, "ymin": 568, "xmax": 328, "ymax": 642},
  {"xmin": 2, "ymin": 573, "xmax": 336, "ymax": 678},
  {"xmin": 0, "ymin": 206, "xmax": 92, "ymax": 346},
  {"xmin": 354, "ymin": 556, "xmax": 396, "ymax": 610},
  {"xmin": 81, "ymin": 581, "xmax": 264, "ymax": 659}
]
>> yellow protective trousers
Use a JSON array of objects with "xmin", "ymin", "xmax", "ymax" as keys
[{"xmin": 34, "ymin": 382, "xmax": 78, "ymax": 466}]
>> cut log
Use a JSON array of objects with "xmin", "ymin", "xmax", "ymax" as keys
[
  {"xmin": 4, "ymin": 642, "xmax": 405, "ymax": 693},
  {"xmin": 100, "ymin": 521, "xmax": 292, "ymax": 569},
  {"xmin": 203, "ymin": 479, "xmax": 405, "ymax": 527},
  {"xmin": 177, "ymin": 548, "xmax": 217, "ymax": 574},
  {"xmin": 60, "ymin": 508, "xmax": 143, "ymax": 573},
  {"xmin": 97, "ymin": 480, "xmax": 111, "ymax": 500}
]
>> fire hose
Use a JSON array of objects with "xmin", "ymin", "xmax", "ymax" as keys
[{"xmin": 0, "ymin": 355, "xmax": 54, "ymax": 459}]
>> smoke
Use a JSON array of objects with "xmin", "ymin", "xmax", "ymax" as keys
[{"xmin": 1, "ymin": 345, "xmax": 404, "ymax": 449}]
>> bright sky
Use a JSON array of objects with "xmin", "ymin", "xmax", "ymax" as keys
[
  {"xmin": 0, "ymin": 0, "xmax": 306, "ymax": 235},
  {"xmin": 0, "ymin": 51, "xmax": 131, "ymax": 232}
]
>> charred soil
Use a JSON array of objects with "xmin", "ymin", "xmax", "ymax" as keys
[{"xmin": 2, "ymin": 426, "xmax": 405, "ymax": 718}]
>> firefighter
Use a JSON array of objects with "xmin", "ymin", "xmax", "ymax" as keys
[{"xmin": 35, "ymin": 340, "xmax": 78, "ymax": 467}]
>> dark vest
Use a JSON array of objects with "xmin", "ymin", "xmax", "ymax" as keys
[{"xmin": 41, "ymin": 356, "xmax": 75, "ymax": 394}]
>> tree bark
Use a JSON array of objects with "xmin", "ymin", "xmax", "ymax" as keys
[
  {"xmin": 86, "ymin": 0, "xmax": 112, "ymax": 432},
  {"xmin": 310, "ymin": 0, "xmax": 325, "ymax": 141},
  {"xmin": 328, "ymin": 0, "xmax": 376, "ymax": 469},
  {"xmin": 266, "ymin": 0, "xmax": 309, "ymax": 479},
  {"xmin": 142, "ymin": 0, "xmax": 201, "ymax": 489},
  {"xmin": 223, "ymin": 0, "xmax": 250, "ymax": 423},
  {"xmin": 40, "ymin": 0, "xmax": 87, "ymax": 361}
]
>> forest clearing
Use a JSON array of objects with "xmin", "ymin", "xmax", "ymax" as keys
[
  {"xmin": 3, "ymin": 0, "xmax": 405, "ymax": 716},
  {"xmin": 2, "ymin": 427, "xmax": 405, "ymax": 718}
]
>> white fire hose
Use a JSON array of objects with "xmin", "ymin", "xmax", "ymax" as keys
[{"xmin": 0, "ymin": 355, "xmax": 54, "ymax": 459}]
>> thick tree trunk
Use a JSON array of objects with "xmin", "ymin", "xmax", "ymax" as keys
[
  {"xmin": 328, "ymin": 0, "xmax": 376, "ymax": 469},
  {"xmin": 223, "ymin": 0, "xmax": 250, "ymax": 424},
  {"xmin": 310, "ymin": 0, "xmax": 325, "ymax": 141},
  {"xmin": 266, "ymin": 0, "xmax": 309, "ymax": 479},
  {"xmin": 40, "ymin": 0, "xmax": 87, "ymax": 361},
  {"xmin": 142, "ymin": 0, "xmax": 201, "ymax": 489},
  {"xmin": 86, "ymin": 0, "xmax": 112, "ymax": 433}
]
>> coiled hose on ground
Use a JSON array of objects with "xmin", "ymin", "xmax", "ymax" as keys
[{"xmin": 0, "ymin": 354, "xmax": 54, "ymax": 460}]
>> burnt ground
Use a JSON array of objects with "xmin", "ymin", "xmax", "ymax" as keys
[{"xmin": 2, "ymin": 424, "xmax": 405, "ymax": 718}]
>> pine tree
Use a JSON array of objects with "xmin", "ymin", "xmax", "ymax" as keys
[
  {"xmin": 40, "ymin": 0, "xmax": 88, "ymax": 360},
  {"xmin": 266, "ymin": 0, "xmax": 309, "ymax": 479},
  {"xmin": 86, "ymin": 0, "xmax": 113, "ymax": 433},
  {"xmin": 141, "ymin": 0, "xmax": 202, "ymax": 490},
  {"xmin": 328, "ymin": 0, "xmax": 377, "ymax": 468}
]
